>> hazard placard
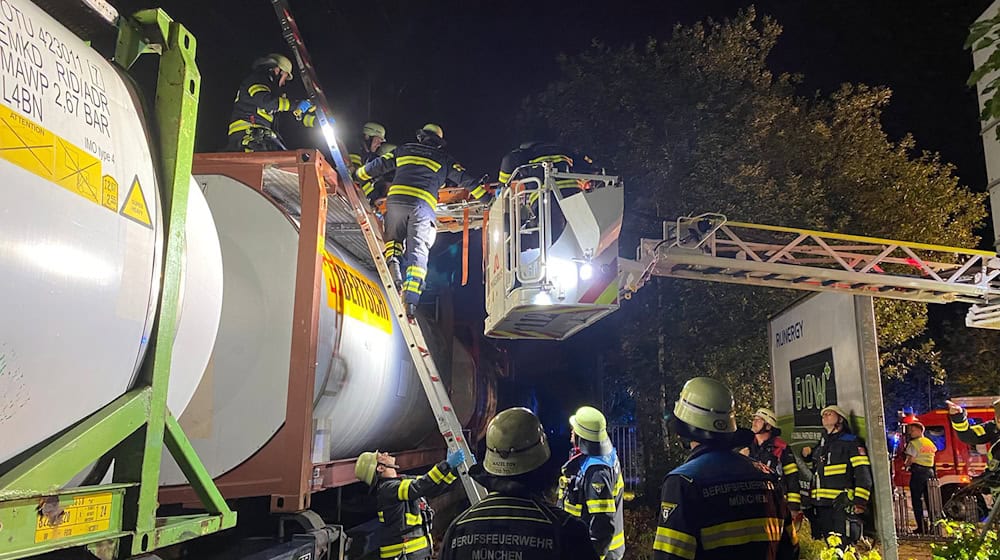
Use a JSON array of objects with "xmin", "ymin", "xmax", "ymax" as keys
[
  {"xmin": 54, "ymin": 136, "xmax": 102, "ymax": 206},
  {"xmin": 0, "ymin": 104, "xmax": 54, "ymax": 179},
  {"xmin": 120, "ymin": 174, "xmax": 152, "ymax": 228},
  {"xmin": 101, "ymin": 175, "xmax": 118, "ymax": 212}
]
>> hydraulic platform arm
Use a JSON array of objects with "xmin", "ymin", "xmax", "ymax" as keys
[{"xmin": 619, "ymin": 213, "xmax": 1000, "ymax": 329}]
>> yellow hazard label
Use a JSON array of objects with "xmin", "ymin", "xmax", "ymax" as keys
[
  {"xmin": 0, "ymin": 103, "xmax": 54, "ymax": 178},
  {"xmin": 34, "ymin": 492, "xmax": 114, "ymax": 543},
  {"xmin": 0, "ymin": 104, "xmax": 117, "ymax": 215},
  {"xmin": 54, "ymin": 136, "xmax": 101, "ymax": 205},
  {"xmin": 322, "ymin": 250, "xmax": 392, "ymax": 334},
  {"xmin": 101, "ymin": 175, "xmax": 119, "ymax": 212},
  {"xmin": 120, "ymin": 175, "xmax": 152, "ymax": 228}
]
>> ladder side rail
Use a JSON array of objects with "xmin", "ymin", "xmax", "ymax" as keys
[{"xmin": 335, "ymin": 165, "xmax": 487, "ymax": 505}]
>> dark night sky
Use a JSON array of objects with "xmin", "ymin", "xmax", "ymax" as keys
[{"xmin": 112, "ymin": 0, "xmax": 993, "ymax": 199}]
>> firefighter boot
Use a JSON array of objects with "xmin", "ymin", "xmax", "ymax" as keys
[
  {"xmin": 387, "ymin": 258, "xmax": 403, "ymax": 290},
  {"xmin": 405, "ymin": 303, "xmax": 418, "ymax": 320}
]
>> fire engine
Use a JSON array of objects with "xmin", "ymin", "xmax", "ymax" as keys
[{"xmin": 890, "ymin": 396, "xmax": 998, "ymax": 516}]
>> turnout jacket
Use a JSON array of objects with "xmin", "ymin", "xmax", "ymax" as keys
[
  {"xmin": 950, "ymin": 410, "xmax": 1000, "ymax": 471},
  {"xmin": 558, "ymin": 451, "xmax": 626, "ymax": 559},
  {"xmin": 439, "ymin": 472, "xmax": 599, "ymax": 560},
  {"xmin": 807, "ymin": 431, "xmax": 873, "ymax": 508},
  {"xmin": 227, "ymin": 68, "xmax": 313, "ymax": 137},
  {"xmin": 373, "ymin": 460, "xmax": 458, "ymax": 559},
  {"xmin": 498, "ymin": 142, "xmax": 595, "ymax": 184},
  {"xmin": 653, "ymin": 445, "xmax": 786, "ymax": 560},
  {"xmin": 748, "ymin": 435, "xmax": 801, "ymax": 511},
  {"xmin": 357, "ymin": 141, "xmax": 484, "ymax": 208}
]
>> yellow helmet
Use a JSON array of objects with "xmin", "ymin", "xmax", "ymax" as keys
[
  {"xmin": 569, "ymin": 406, "xmax": 609, "ymax": 443},
  {"xmin": 355, "ymin": 451, "xmax": 379, "ymax": 486},
  {"xmin": 253, "ymin": 53, "xmax": 294, "ymax": 78},
  {"xmin": 484, "ymin": 407, "xmax": 551, "ymax": 477},
  {"xmin": 753, "ymin": 408, "xmax": 778, "ymax": 428},
  {"xmin": 421, "ymin": 123, "xmax": 444, "ymax": 139},
  {"xmin": 363, "ymin": 121, "xmax": 386, "ymax": 140},
  {"xmin": 672, "ymin": 377, "xmax": 736, "ymax": 436}
]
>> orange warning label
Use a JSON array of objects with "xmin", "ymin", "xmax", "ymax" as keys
[
  {"xmin": 322, "ymin": 250, "xmax": 392, "ymax": 334},
  {"xmin": 34, "ymin": 492, "xmax": 114, "ymax": 543},
  {"xmin": 120, "ymin": 175, "xmax": 152, "ymax": 228}
]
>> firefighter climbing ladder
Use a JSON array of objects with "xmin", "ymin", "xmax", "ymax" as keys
[
  {"xmin": 271, "ymin": 0, "xmax": 487, "ymax": 505},
  {"xmin": 621, "ymin": 213, "xmax": 1000, "ymax": 327}
]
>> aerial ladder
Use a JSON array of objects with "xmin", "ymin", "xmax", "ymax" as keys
[
  {"xmin": 484, "ymin": 164, "xmax": 1000, "ymax": 340},
  {"xmin": 270, "ymin": 0, "xmax": 488, "ymax": 505}
]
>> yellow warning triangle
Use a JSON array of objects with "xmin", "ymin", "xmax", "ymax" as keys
[{"xmin": 120, "ymin": 175, "xmax": 152, "ymax": 228}]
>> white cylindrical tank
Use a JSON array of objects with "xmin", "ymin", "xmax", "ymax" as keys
[
  {"xmin": 160, "ymin": 170, "xmax": 476, "ymax": 484},
  {"xmin": 0, "ymin": 0, "xmax": 219, "ymax": 466}
]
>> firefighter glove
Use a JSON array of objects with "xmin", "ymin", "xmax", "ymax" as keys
[
  {"xmin": 296, "ymin": 99, "xmax": 314, "ymax": 113},
  {"xmin": 446, "ymin": 448, "xmax": 466, "ymax": 468}
]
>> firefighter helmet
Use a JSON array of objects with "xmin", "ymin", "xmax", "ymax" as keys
[
  {"xmin": 253, "ymin": 53, "xmax": 294, "ymax": 78},
  {"xmin": 484, "ymin": 407, "xmax": 550, "ymax": 477},
  {"xmin": 569, "ymin": 406, "xmax": 609, "ymax": 443},
  {"xmin": 421, "ymin": 123, "xmax": 444, "ymax": 139},
  {"xmin": 355, "ymin": 451, "xmax": 379, "ymax": 486},
  {"xmin": 671, "ymin": 377, "xmax": 736, "ymax": 436},
  {"xmin": 753, "ymin": 408, "xmax": 779, "ymax": 428},
  {"xmin": 821, "ymin": 405, "xmax": 849, "ymax": 421},
  {"xmin": 363, "ymin": 121, "xmax": 386, "ymax": 140},
  {"xmin": 377, "ymin": 143, "xmax": 397, "ymax": 156}
]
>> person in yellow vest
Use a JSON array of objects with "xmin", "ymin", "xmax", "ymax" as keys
[{"xmin": 903, "ymin": 420, "xmax": 937, "ymax": 534}]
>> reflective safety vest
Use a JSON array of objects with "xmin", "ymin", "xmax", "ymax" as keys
[
  {"xmin": 951, "ymin": 410, "xmax": 1000, "ymax": 471},
  {"xmin": 808, "ymin": 431, "xmax": 873, "ymax": 508},
  {"xmin": 906, "ymin": 436, "xmax": 937, "ymax": 468},
  {"xmin": 374, "ymin": 461, "xmax": 457, "ymax": 560},
  {"xmin": 653, "ymin": 446, "xmax": 787, "ymax": 560},
  {"xmin": 558, "ymin": 451, "xmax": 626, "ymax": 560},
  {"xmin": 439, "ymin": 491, "xmax": 600, "ymax": 560}
]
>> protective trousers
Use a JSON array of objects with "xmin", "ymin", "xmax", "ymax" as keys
[
  {"xmin": 225, "ymin": 128, "xmax": 286, "ymax": 152},
  {"xmin": 909, "ymin": 465, "xmax": 934, "ymax": 534},
  {"xmin": 384, "ymin": 199, "xmax": 436, "ymax": 305}
]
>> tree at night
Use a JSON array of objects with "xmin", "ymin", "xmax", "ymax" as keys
[{"xmin": 523, "ymin": 8, "xmax": 986, "ymax": 501}]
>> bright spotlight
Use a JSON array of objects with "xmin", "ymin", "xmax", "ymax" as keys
[
  {"xmin": 579, "ymin": 262, "xmax": 594, "ymax": 281},
  {"xmin": 532, "ymin": 291, "xmax": 552, "ymax": 305}
]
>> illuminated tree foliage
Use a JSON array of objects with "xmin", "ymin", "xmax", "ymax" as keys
[{"xmin": 523, "ymin": 8, "xmax": 985, "ymax": 501}]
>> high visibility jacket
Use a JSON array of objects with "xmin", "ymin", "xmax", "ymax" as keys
[
  {"xmin": 653, "ymin": 445, "xmax": 786, "ymax": 560},
  {"xmin": 950, "ymin": 410, "xmax": 1000, "ymax": 470},
  {"xmin": 357, "ymin": 141, "xmax": 484, "ymax": 208},
  {"xmin": 807, "ymin": 431, "xmax": 873, "ymax": 508},
  {"xmin": 748, "ymin": 435, "xmax": 801, "ymax": 511},
  {"xmin": 373, "ymin": 460, "xmax": 458, "ymax": 559},
  {"xmin": 558, "ymin": 451, "xmax": 626, "ymax": 559},
  {"xmin": 439, "ymin": 475, "xmax": 600, "ymax": 560},
  {"xmin": 905, "ymin": 436, "xmax": 937, "ymax": 468},
  {"xmin": 227, "ymin": 69, "xmax": 313, "ymax": 137}
]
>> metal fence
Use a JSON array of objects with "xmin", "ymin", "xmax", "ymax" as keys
[{"xmin": 609, "ymin": 424, "xmax": 641, "ymax": 494}]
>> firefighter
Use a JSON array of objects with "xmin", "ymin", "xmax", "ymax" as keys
[
  {"xmin": 748, "ymin": 408, "xmax": 802, "ymax": 515},
  {"xmin": 361, "ymin": 142, "xmax": 396, "ymax": 202},
  {"xmin": 654, "ymin": 377, "xmax": 786, "ymax": 560},
  {"xmin": 498, "ymin": 141, "xmax": 596, "ymax": 187},
  {"xmin": 902, "ymin": 419, "xmax": 937, "ymax": 534},
  {"xmin": 354, "ymin": 447, "xmax": 466, "ymax": 560},
  {"xmin": 558, "ymin": 406, "xmax": 626, "ymax": 559},
  {"xmin": 800, "ymin": 405, "xmax": 873, "ymax": 545},
  {"xmin": 226, "ymin": 53, "xmax": 315, "ymax": 152},
  {"xmin": 439, "ymin": 407, "xmax": 599, "ymax": 560},
  {"xmin": 948, "ymin": 398, "xmax": 1000, "ymax": 472},
  {"xmin": 350, "ymin": 121, "xmax": 388, "ymax": 169},
  {"xmin": 355, "ymin": 124, "xmax": 487, "ymax": 318}
]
